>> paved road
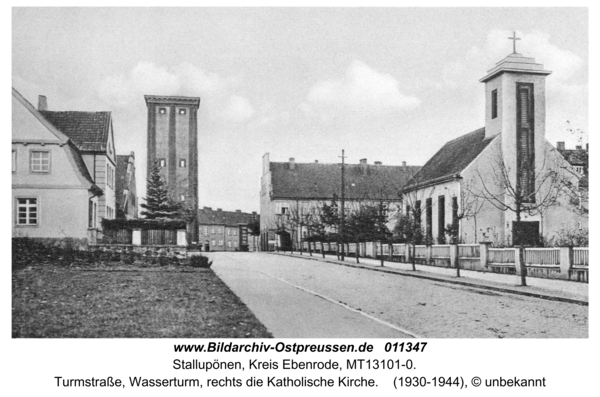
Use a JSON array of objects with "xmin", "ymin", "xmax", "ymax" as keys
[{"xmin": 210, "ymin": 252, "xmax": 588, "ymax": 338}]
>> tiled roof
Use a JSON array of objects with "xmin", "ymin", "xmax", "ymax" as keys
[
  {"xmin": 558, "ymin": 148, "xmax": 588, "ymax": 167},
  {"xmin": 197, "ymin": 208, "xmax": 258, "ymax": 226},
  {"xmin": 40, "ymin": 111, "xmax": 111, "ymax": 152},
  {"xmin": 404, "ymin": 128, "xmax": 495, "ymax": 191},
  {"xmin": 270, "ymin": 162, "xmax": 421, "ymax": 200}
]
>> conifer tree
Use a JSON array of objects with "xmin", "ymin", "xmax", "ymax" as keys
[{"xmin": 140, "ymin": 162, "xmax": 180, "ymax": 219}]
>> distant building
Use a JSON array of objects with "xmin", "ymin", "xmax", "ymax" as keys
[
  {"xmin": 38, "ymin": 94, "xmax": 118, "ymax": 236},
  {"xmin": 260, "ymin": 154, "xmax": 421, "ymax": 251},
  {"xmin": 116, "ymin": 152, "xmax": 138, "ymax": 219},
  {"xmin": 12, "ymin": 88, "xmax": 103, "ymax": 242},
  {"xmin": 556, "ymin": 142, "xmax": 588, "ymax": 178},
  {"xmin": 197, "ymin": 207, "xmax": 259, "ymax": 252},
  {"xmin": 145, "ymin": 95, "xmax": 200, "ymax": 241}
]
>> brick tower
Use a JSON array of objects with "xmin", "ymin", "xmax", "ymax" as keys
[{"xmin": 145, "ymin": 95, "xmax": 200, "ymax": 243}]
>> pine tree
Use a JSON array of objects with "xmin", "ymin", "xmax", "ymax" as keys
[{"xmin": 140, "ymin": 162, "xmax": 180, "ymax": 219}]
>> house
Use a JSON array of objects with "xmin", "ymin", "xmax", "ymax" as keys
[
  {"xmin": 116, "ymin": 152, "xmax": 139, "ymax": 219},
  {"xmin": 260, "ymin": 154, "xmax": 421, "ymax": 251},
  {"xmin": 39, "ymin": 96, "xmax": 118, "ymax": 233},
  {"xmin": 12, "ymin": 88, "xmax": 103, "ymax": 243},
  {"xmin": 197, "ymin": 207, "xmax": 259, "ymax": 252},
  {"xmin": 401, "ymin": 47, "xmax": 588, "ymax": 245}
]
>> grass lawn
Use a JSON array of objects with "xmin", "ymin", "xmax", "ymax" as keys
[{"xmin": 12, "ymin": 255, "xmax": 272, "ymax": 338}]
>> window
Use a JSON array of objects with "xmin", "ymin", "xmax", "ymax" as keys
[
  {"xmin": 211, "ymin": 226, "xmax": 215, "ymax": 234},
  {"xmin": 276, "ymin": 202, "xmax": 289, "ymax": 215},
  {"xmin": 227, "ymin": 241, "xmax": 232, "ymax": 248},
  {"xmin": 452, "ymin": 197, "xmax": 459, "ymax": 227},
  {"xmin": 12, "ymin": 150, "xmax": 16, "ymax": 173},
  {"xmin": 180, "ymin": 195, "xmax": 185, "ymax": 201},
  {"xmin": 212, "ymin": 240, "xmax": 216, "ymax": 246},
  {"xmin": 218, "ymin": 240, "xmax": 223, "ymax": 247},
  {"xmin": 437, "ymin": 196, "xmax": 445, "ymax": 243},
  {"xmin": 158, "ymin": 158, "xmax": 166, "ymax": 167},
  {"xmin": 227, "ymin": 229, "xmax": 231, "ymax": 236},
  {"xmin": 179, "ymin": 108, "xmax": 186, "ymax": 115},
  {"xmin": 30, "ymin": 151, "xmax": 50, "ymax": 173},
  {"xmin": 218, "ymin": 227, "xmax": 223, "ymax": 234},
  {"xmin": 107, "ymin": 164, "xmax": 114, "ymax": 188},
  {"xmin": 234, "ymin": 241, "xmax": 238, "ymax": 248},
  {"xmin": 415, "ymin": 200, "xmax": 421, "ymax": 225},
  {"xmin": 516, "ymin": 82, "xmax": 535, "ymax": 203},
  {"xmin": 204, "ymin": 227, "xmax": 208, "ymax": 236},
  {"xmin": 16, "ymin": 198, "xmax": 38, "ymax": 225},
  {"xmin": 179, "ymin": 159, "xmax": 187, "ymax": 168},
  {"xmin": 159, "ymin": 107, "xmax": 167, "ymax": 114},
  {"xmin": 425, "ymin": 198, "xmax": 433, "ymax": 242},
  {"xmin": 491, "ymin": 89, "xmax": 498, "ymax": 119},
  {"xmin": 233, "ymin": 229, "xmax": 237, "ymax": 236}
]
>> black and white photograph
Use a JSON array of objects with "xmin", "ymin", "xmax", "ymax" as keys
[{"xmin": 7, "ymin": 4, "xmax": 593, "ymax": 395}]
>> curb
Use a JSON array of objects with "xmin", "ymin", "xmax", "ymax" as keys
[{"xmin": 269, "ymin": 252, "xmax": 588, "ymax": 306}]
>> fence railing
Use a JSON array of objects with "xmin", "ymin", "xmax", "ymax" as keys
[
  {"xmin": 525, "ymin": 248, "xmax": 560, "ymax": 266},
  {"xmin": 459, "ymin": 244, "xmax": 480, "ymax": 258},
  {"xmin": 431, "ymin": 245, "xmax": 450, "ymax": 258},
  {"xmin": 414, "ymin": 245, "xmax": 427, "ymax": 258},
  {"xmin": 488, "ymin": 248, "xmax": 515, "ymax": 264},
  {"xmin": 573, "ymin": 248, "xmax": 589, "ymax": 267},
  {"xmin": 141, "ymin": 230, "xmax": 178, "ymax": 246},
  {"xmin": 392, "ymin": 244, "xmax": 406, "ymax": 256}
]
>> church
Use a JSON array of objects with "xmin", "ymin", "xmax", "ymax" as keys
[{"xmin": 401, "ymin": 35, "xmax": 588, "ymax": 246}]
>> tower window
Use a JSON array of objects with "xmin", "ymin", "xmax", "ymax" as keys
[
  {"xmin": 158, "ymin": 158, "xmax": 166, "ymax": 167},
  {"xmin": 491, "ymin": 89, "xmax": 498, "ymax": 119},
  {"xmin": 158, "ymin": 108, "xmax": 167, "ymax": 114},
  {"xmin": 179, "ymin": 108, "xmax": 187, "ymax": 115},
  {"xmin": 179, "ymin": 159, "xmax": 187, "ymax": 167}
]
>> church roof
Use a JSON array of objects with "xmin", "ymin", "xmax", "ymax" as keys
[
  {"xmin": 403, "ymin": 127, "xmax": 495, "ymax": 191},
  {"xmin": 40, "ymin": 111, "xmax": 111, "ymax": 152},
  {"xmin": 197, "ymin": 208, "xmax": 258, "ymax": 226},
  {"xmin": 270, "ymin": 161, "xmax": 421, "ymax": 200}
]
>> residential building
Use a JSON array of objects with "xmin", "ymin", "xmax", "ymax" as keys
[
  {"xmin": 260, "ymin": 154, "xmax": 421, "ymax": 251},
  {"xmin": 145, "ymin": 95, "xmax": 200, "ymax": 242},
  {"xmin": 12, "ymin": 88, "xmax": 103, "ymax": 242},
  {"xmin": 39, "ymin": 96, "xmax": 118, "ymax": 231},
  {"xmin": 401, "ymin": 49, "xmax": 588, "ymax": 245},
  {"xmin": 116, "ymin": 152, "xmax": 138, "ymax": 219},
  {"xmin": 198, "ymin": 207, "xmax": 259, "ymax": 252}
]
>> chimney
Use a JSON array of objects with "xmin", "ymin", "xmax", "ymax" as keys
[
  {"xmin": 217, "ymin": 208, "xmax": 222, "ymax": 211},
  {"xmin": 252, "ymin": 211, "xmax": 257, "ymax": 215},
  {"xmin": 359, "ymin": 158, "xmax": 368, "ymax": 175},
  {"xmin": 38, "ymin": 95, "xmax": 48, "ymax": 111},
  {"xmin": 206, "ymin": 207, "xmax": 212, "ymax": 211},
  {"xmin": 236, "ymin": 209, "xmax": 241, "ymax": 213},
  {"xmin": 402, "ymin": 161, "xmax": 407, "ymax": 167},
  {"xmin": 289, "ymin": 157, "xmax": 296, "ymax": 170},
  {"xmin": 315, "ymin": 160, "xmax": 318, "ymax": 163},
  {"xmin": 374, "ymin": 161, "xmax": 382, "ymax": 166},
  {"xmin": 557, "ymin": 142, "xmax": 565, "ymax": 151},
  {"xmin": 576, "ymin": 145, "xmax": 582, "ymax": 150}
]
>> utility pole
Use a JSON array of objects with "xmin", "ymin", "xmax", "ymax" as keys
[{"xmin": 339, "ymin": 149, "xmax": 346, "ymax": 261}]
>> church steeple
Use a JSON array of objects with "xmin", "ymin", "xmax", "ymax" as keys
[{"xmin": 479, "ymin": 35, "xmax": 552, "ymax": 203}]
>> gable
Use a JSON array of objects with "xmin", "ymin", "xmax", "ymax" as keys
[{"xmin": 12, "ymin": 92, "xmax": 67, "ymax": 143}]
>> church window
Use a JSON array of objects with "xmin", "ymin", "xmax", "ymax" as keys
[
  {"xmin": 179, "ymin": 108, "xmax": 186, "ymax": 115},
  {"xmin": 414, "ymin": 201, "xmax": 421, "ymax": 225},
  {"xmin": 437, "ymin": 196, "xmax": 445, "ymax": 242},
  {"xmin": 12, "ymin": 150, "xmax": 17, "ymax": 173},
  {"xmin": 158, "ymin": 158, "xmax": 166, "ymax": 167},
  {"xmin": 179, "ymin": 159, "xmax": 187, "ymax": 167},
  {"xmin": 491, "ymin": 89, "xmax": 498, "ymax": 119},
  {"xmin": 516, "ymin": 82, "xmax": 535, "ymax": 203},
  {"xmin": 452, "ymin": 196, "xmax": 458, "ymax": 227},
  {"xmin": 425, "ymin": 198, "xmax": 432, "ymax": 242},
  {"xmin": 159, "ymin": 108, "xmax": 166, "ymax": 114}
]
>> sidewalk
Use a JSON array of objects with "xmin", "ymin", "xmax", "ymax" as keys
[{"xmin": 270, "ymin": 251, "xmax": 588, "ymax": 305}]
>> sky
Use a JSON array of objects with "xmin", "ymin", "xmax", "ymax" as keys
[{"xmin": 12, "ymin": 7, "xmax": 589, "ymax": 214}]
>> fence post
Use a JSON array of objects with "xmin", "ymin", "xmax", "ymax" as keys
[
  {"xmin": 426, "ymin": 245, "xmax": 432, "ymax": 265},
  {"xmin": 515, "ymin": 246, "xmax": 527, "ymax": 286},
  {"xmin": 559, "ymin": 246, "xmax": 573, "ymax": 280},
  {"xmin": 479, "ymin": 241, "xmax": 491, "ymax": 270},
  {"xmin": 405, "ymin": 243, "xmax": 411, "ymax": 263},
  {"xmin": 450, "ymin": 244, "xmax": 459, "ymax": 277},
  {"xmin": 132, "ymin": 229, "xmax": 142, "ymax": 246}
]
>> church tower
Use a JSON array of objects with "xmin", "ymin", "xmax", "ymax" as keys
[
  {"xmin": 480, "ymin": 33, "xmax": 552, "ymax": 203},
  {"xmin": 145, "ymin": 95, "xmax": 200, "ymax": 242}
]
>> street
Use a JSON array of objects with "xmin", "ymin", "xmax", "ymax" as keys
[{"xmin": 210, "ymin": 252, "xmax": 588, "ymax": 338}]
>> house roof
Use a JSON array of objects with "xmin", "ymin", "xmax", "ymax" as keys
[
  {"xmin": 270, "ymin": 161, "xmax": 421, "ymax": 200},
  {"xmin": 40, "ymin": 110, "xmax": 111, "ymax": 152},
  {"xmin": 403, "ymin": 127, "xmax": 495, "ymax": 191},
  {"xmin": 197, "ymin": 208, "xmax": 258, "ymax": 227},
  {"xmin": 66, "ymin": 141, "xmax": 96, "ymax": 186},
  {"xmin": 557, "ymin": 148, "xmax": 588, "ymax": 167}
]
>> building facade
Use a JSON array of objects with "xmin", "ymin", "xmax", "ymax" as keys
[
  {"xmin": 145, "ymin": 95, "xmax": 200, "ymax": 242},
  {"xmin": 198, "ymin": 207, "xmax": 259, "ymax": 252},
  {"xmin": 401, "ymin": 50, "xmax": 588, "ymax": 245},
  {"xmin": 260, "ymin": 154, "xmax": 421, "ymax": 251},
  {"xmin": 12, "ymin": 88, "xmax": 103, "ymax": 242},
  {"xmin": 37, "ymin": 94, "xmax": 118, "ymax": 236},
  {"xmin": 116, "ymin": 152, "xmax": 138, "ymax": 219}
]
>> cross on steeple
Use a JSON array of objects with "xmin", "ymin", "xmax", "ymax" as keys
[{"xmin": 508, "ymin": 31, "xmax": 521, "ymax": 54}]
